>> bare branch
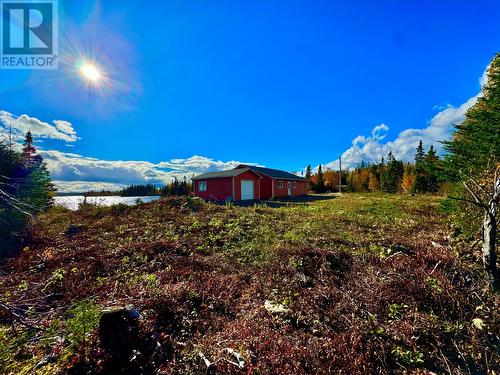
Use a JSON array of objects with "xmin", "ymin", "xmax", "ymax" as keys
[
  {"xmin": 461, "ymin": 181, "xmax": 488, "ymax": 210},
  {"xmin": 448, "ymin": 195, "xmax": 487, "ymax": 210},
  {"xmin": 0, "ymin": 188, "xmax": 38, "ymax": 216},
  {"xmin": 467, "ymin": 174, "xmax": 488, "ymax": 196}
]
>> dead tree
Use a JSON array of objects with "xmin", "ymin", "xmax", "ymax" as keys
[{"xmin": 453, "ymin": 167, "xmax": 500, "ymax": 287}]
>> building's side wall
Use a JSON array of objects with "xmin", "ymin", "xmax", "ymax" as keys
[
  {"xmin": 294, "ymin": 180, "xmax": 308, "ymax": 196},
  {"xmin": 272, "ymin": 179, "xmax": 308, "ymax": 197},
  {"xmin": 259, "ymin": 175, "xmax": 273, "ymax": 199},
  {"xmin": 234, "ymin": 170, "xmax": 260, "ymax": 201},
  {"xmin": 273, "ymin": 179, "xmax": 288, "ymax": 197},
  {"xmin": 194, "ymin": 177, "xmax": 233, "ymax": 201}
]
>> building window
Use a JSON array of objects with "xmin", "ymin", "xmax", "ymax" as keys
[
  {"xmin": 277, "ymin": 181, "xmax": 283, "ymax": 188},
  {"xmin": 199, "ymin": 181, "xmax": 207, "ymax": 192},
  {"xmin": 293, "ymin": 181, "xmax": 297, "ymax": 188}
]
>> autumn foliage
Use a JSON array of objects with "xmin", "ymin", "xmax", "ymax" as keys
[{"xmin": 307, "ymin": 141, "xmax": 443, "ymax": 194}]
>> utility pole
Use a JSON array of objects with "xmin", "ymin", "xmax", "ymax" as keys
[{"xmin": 339, "ymin": 156, "xmax": 342, "ymax": 193}]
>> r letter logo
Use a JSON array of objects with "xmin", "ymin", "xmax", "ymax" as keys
[{"xmin": 1, "ymin": 0, "xmax": 58, "ymax": 69}]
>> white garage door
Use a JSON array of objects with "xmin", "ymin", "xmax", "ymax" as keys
[{"xmin": 241, "ymin": 180, "xmax": 254, "ymax": 200}]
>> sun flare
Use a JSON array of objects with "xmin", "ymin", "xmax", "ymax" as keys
[{"xmin": 79, "ymin": 63, "xmax": 101, "ymax": 83}]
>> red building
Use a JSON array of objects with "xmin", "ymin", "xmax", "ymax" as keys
[{"xmin": 192, "ymin": 164, "xmax": 307, "ymax": 201}]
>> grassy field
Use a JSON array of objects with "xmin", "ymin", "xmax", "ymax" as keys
[{"xmin": 0, "ymin": 194, "xmax": 499, "ymax": 374}]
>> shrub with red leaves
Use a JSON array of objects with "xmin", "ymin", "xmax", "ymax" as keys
[{"xmin": 0, "ymin": 195, "xmax": 498, "ymax": 374}]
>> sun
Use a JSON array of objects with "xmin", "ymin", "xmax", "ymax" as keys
[{"xmin": 79, "ymin": 63, "xmax": 101, "ymax": 83}]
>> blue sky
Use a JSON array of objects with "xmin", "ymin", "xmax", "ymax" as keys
[{"xmin": 1, "ymin": 0, "xmax": 499, "ymax": 191}]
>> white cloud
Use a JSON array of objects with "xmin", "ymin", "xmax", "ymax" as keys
[
  {"xmin": 371, "ymin": 124, "xmax": 389, "ymax": 140},
  {"xmin": 40, "ymin": 151, "xmax": 253, "ymax": 192},
  {"xmin": 54, "ymin": 120, "xmax": 77, "ymax": 138},
  {"xmin": 1, "ymin": 109, "xmax": 254, "ymax": 192},
  {"xmin": 323, "ymin": 67, "xmax": 486, "ymax": 170},
  {"xmin": 0, "ymin": 111, "xmax": 79, "ymax": 143},
  {"xmin": 158, "ymin": 155, "xmax": 257, "ymax": 174}
]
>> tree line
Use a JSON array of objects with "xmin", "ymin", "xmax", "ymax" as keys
[
  {"xmin": 82, "ymin": 178, "xmax": 192, "ymax": 197},
  {"xmin": 305, "ymin": 140, "xmax": 443, "ymax": 194}
]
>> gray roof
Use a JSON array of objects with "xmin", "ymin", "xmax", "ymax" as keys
[
  {"xmin": 192, "ymin": 165, "xmax": 307, "ymax": 181},
  {"xmin": 192, "ymin": 168, "xmax": 254, "ymax": 180},
  {"xmin": 235, "ymin": 165, "xmax": 306, "ymax": 181}
]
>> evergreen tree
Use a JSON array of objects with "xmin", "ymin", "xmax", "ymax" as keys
[
  {"xmin": 1, "ymin": 132, "xmax": 54, "ymax": 258},
  {"xmin": 443, "ymin": 53, "xmax": 500, "ymax": 285},
  {"xmin": 415, "ymin": 140, "xmax": 425, "ymax": 164},
  {"xmin": 315, "ymin": 165, "xmax": 325, "ymax": 193},
  {"xmin": 412, "ymin": 140, "xmax": 428, "ymax": 193},
  {"xmin": 173, "ymin": 178, "xmax": 179, "ymax": 195},
  {"xmin": 0, "ymin": 142, "xmax": 23, "ymax": 255},
  {"xmin": 121, "ymin": 184, "xmax": 155, "ymax": 196},
  {"xmin": 423, "ymin": 145, "xmax": 440, "ymax": 193},
  {"xmin": 160, "ymin": 176, "xmax": 192, "ymax": 197},
  {"xmin": 443, "ymin": 54, "xmax": 500, "ymax": 179},
  {"xmin": 382, "ymin": 152, "xmax": 403, "ymax": 193},
  {"xmin": 387, "ymin": 151, "xmax": 395, "ymax": 163},
  {"xmin": 305, "ymin": 164, "xmax": 312, "ymax": 191},
  {"xmin": 18, "ymin": 132, "xmax": 54, "ymax": 210},
  {"xmin": 305, "ymin": 165, "xmax": 311, "ymax": 180},
  {"xmin": 0, "ymin": 141, "xmax": 21, "ymax": 212},
  {"xmin": 378, "ymin": 157, "xmax": 387, "ymax": 192},
  {"xmin": 22, "ymin": 130, "xmax": 37, "ymax": 165}
]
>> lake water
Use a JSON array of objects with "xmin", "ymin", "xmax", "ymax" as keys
[{"xmin": 54, "ymin": 195, "xmax": 161, "ymax": 210}]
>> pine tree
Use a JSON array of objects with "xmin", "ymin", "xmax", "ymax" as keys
[
  {"xmin": 412, "ymin": 140, "xmax": 428, "ymax": 193},
  {"xmin": 1, "ymin": 132, "xmax": 54, "ymax": 257},
  {"xmin": 0, "ymin": 141, "xmax": 21, "ymax": 211},
  {"xmin": 305, "ymin": 164, "xmax": 312, "ymax": 191},
  {"xmin": 19, "ymin": 132, "xmax": 54, "ymax": 211},
  {"xmin": 22, "ymin": 130, "xmax": 37, "ymax": 166},
  {"xmin": 378, "ymin": 157, "xmax": 387, "ymax": 192},
  {"xmin": 423, "ymin": 145, "xmax": 440, "ymax": 193},
  {"xmin": 315, "ymin": 165, "xmax": 325, "ymax": 193},
  {"xmin": 305, "ymin": 165, "xmax": 311, "ymax": 180},
  {"xmin": 179, "ymin": 176, "xmax": 191, "ymax": 195},
  {"xmin": 443, "ymin": 54, "xmax": 500, "ymax": 179},
  {"xmin": 0, "ymin": 142, "xmax": 24, "ymax": 255},
  {"xmin": 443, "ymin": 53, "xmax": 500, "ymax": 285},
  {"xmin": 382, "ymin": 151, "xmax": 403, "ymax": 193},
  {"xmin": 387, "ymin": 151, "xmax": 395, "ymax": 163},
  {"xmin": 415, "ymin": 140, "xmax": 425, "ymax": 165},
  {"xmin": 21, "ymin": 155, "xmax": 54, "ymax": 210}
]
